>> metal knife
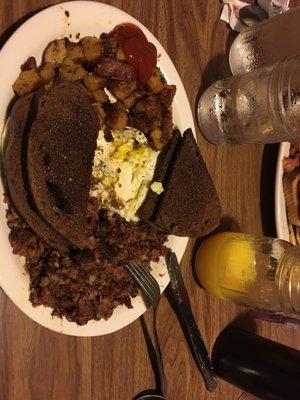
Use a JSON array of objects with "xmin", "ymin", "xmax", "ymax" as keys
[{"xmin": 166, "ymin": 251, "xmax": 218, "ymax": 392}]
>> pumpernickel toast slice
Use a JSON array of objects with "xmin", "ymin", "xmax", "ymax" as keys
[
  {"xmin": 27, "ymin": 81, "xmax": 99, "ymax": 248},
  {"xmin": 139, "ymin": 128, "xmax": 221, "ymax": 237},
  {"xmin": 138, "ymin": 130, "xmax": 181, "ymax": 221},
  {"xmin": 4, "ymin": 94, "xmax": 70, "ymax": 252},
  {"xmin": 153, "ymin": 129, "xmax": 221, "ymax": 236}
]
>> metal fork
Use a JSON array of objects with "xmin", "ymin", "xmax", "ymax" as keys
[{"xmin": 125, "ymin": 261, "xmax": 166, "ymax": 398}]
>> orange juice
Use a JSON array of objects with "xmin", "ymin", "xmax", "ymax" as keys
[
  {"xmin": 196, "ymin": 233, "xmax": 256, "ymax": 300},
  {"xmin": 195, "ymin": 232, "xmax": 300, "ymax": 315}
]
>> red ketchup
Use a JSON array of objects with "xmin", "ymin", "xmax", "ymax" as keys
[{"xmin": 110, "ymin": 23, "xmax": 157, "ymax": 85}]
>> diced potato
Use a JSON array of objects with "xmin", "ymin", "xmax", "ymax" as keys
[
  {"xmin": 106, "ymin": 110, "xmax": 128, "ymax": 131},
  {"xmin": 122, "ymin": 94, "xmax": 137, "ymax": 109},
  {"xmin": 92, "ymin": 89, "xmax": 108, "ymax": 103},
  {"xmin": 109, "ymin": 80, "xmax": 137, "ymax": 100},
  {"xmin": 147, "ymin": 67, "xmax": 166, "ymax": 93},
  {"xmin": 80, "ymin": 36, "xmax": 102, "ymax": 63},
  {"xmin": 83, "ymin": 74, "xmax": 106, "ymax": 91},
  {"xmin": 12, "ymin": 69, "xmax": 42, "ymax": 96},
  {"xmin": 43, "ymin": 38, "xmax": 67, "ymax": 65},
  {"xmin": 149, "ymin": 128, "xmax": 164, "ymax": 150},
  {"xmin": 21, "ymin": 56, "xmax": 37, "ymax": 71},
  {"xmin": 58, "ymin": 63, "xmax": 86, "ymax": 81},
  {"xmin": 39, "ymin": 63, "xmax": 55, "ymax": 83},
  {"xmin": 62, "ymin": 57, "xmax": 76, "ymax": 66},
  {"xmin": 116, "ymin": 47, "xmax": 126, "ymax": 61},
  {"xmin": 66, "ymin": 41, "xmax": 84, "ymax": 62},
  {"xmin": 92, "ymin": 102, "xmax": 106, "ymax": 129}
]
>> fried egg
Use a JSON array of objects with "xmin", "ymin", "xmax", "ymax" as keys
[{"xmin": 90, "ymin": 127, "xmax": 159, "ymax": 221}]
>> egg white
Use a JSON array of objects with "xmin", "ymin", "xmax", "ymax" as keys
[{"xmin": 90, "ymin": 127, "xmax": 159, "ymax": 221}]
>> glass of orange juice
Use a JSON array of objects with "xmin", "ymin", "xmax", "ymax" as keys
[{"xmin": 195, "ymin": 232, "xmax": 296, "ymax": 314}]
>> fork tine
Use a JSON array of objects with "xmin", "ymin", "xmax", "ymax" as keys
[
  {"xmin": 125, "ymin": 261, "xmax": 166, "ymax": 394},
  {"xmin": 129, "ymin": 261, "xmax": 160, "ymax": 300},
  {"xmin": 127, "ymin": 262, "xmax": 157, "ymax": 302},
  {"xmin": 125, "ymin": 263, "xmax": 154, "ymax": 303},
  {"xmin": 136, "ymin": 262, "xmax": 160, "ymax": 289},
  {"xmin": 125, "ymin": 263, "xmax": 152, "ymax": 304}
]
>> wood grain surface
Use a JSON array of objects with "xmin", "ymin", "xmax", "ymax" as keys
[{"xmin": 0, "ymin": 1, "xmax": 300, "ymax": 399}]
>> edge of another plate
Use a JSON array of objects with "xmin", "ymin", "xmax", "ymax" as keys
[{"xmin": 275, "ymin": 142, "xmax": 290, "ymax": 241}]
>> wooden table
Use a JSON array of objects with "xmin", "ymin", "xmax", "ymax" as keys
[{"xmin": 0, "ymin": 1, "xmax": 299, "ymax": 399}]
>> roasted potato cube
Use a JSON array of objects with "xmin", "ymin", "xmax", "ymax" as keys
[
  {"xmin": 147, "ymin": 68, "xmax": 166, "ymax": 93},
  {"xmin": 123, "ymin": 94, "xmax": 138, "ymax": 109},
  {"xmin": 116, "ymin": 47, "xmax": 126, "ymax": 61},
  {"xmin": 158, "ymin": 84, "xmax": 176, "ymax": 107},
  {"xmin": 21, "ymin": 56, "xmax": 37, "ymax": 71},
  {"xmin": 122, "ymin": 89, "xmax": 145, "ymax": 109},
  {"xmin": 106, "ymin": 110, "xmax": 128, "ymax": 131},
  {"xmin": 62, "ymin": 57, "xmax": 76, "ymax": 66},
  {"xmin": 92, "ymin": 102, "xmax": 106, "ymax": 129},
  {"xmin": 66, "ymin": 41, "xmax": 84, "ymax": 62},
  {"xmin": 109, "ymin": 80, "xmax": 137, "ymax": 100},
  {"xmin": 12, "ymin": 69, "xmax": 42, "ymax": 96},
  {"xmin": 149, "ymin": 128, "xmax": 164, "ymax": 150},
  {"xmin": 58, "ymin": 63, "xmax": 86, "ymax": 81},
  {"xmin": 39, "ymin": 63, "xmax": 55, "ymax": 83},
  {"xmin": 83, "ymin": 73, "xmax": 106, "ymax": 91},
  {"xmin": 92, "ymin": 89, "xmax": 108, "ymax": 103},
  {"xmin": 43, "ymin": 38, "xmax": 67, "ymax": 65},
  {"xmin": 100, "ymin": 33, "xmax": 118, "ymax": 57},
  {"xmin": 80, "ymin": 36, "xmax": 102, "ymax": 63}
]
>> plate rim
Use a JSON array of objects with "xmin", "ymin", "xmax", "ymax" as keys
[
  {"xmin": 0, "ymin": 1, "xmax": 194, "ymax": 336},
  {"xmin": 275, "ymin": 141, "xmax": 290, "ymax": 241}
]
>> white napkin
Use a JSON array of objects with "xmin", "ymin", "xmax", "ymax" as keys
[{"xmin": 221, "ymin": 0, "xmax": 290, "ymax": 32}]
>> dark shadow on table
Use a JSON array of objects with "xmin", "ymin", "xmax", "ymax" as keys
[
  {"xmin": 138, "ymin": 316, "xmax": 161, "ymax": 394},
  {"xmin": 260, "ymin": 144, "xmax": 279, "ymax": 237},
  {"xmin": 230, "ymin": 311, "xmax": 258, "ymax": 334}
]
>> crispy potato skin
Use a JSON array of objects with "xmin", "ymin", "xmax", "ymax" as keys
[
  {"xmin": 13, "ymin": 69, "xmax": 42, "ymax": 96},
  {"xmin": 83, "ymin": 74, "xmax": 106, "ymax": 91},
  {"xmin": 80, "ymin": 36, "xmax": 103, "ymax": 63},
  {"xmin": 109, "ymin": 80, "xmax": 137, "ymax": 100},
  {"xmin": 66, "ymin": 41, "xmax": 84, "ymax": 62},
  {"xmin": 147, "ymin": 67, "xmax": 166, "ymax": 93},
  {"xmin": 39, "ymin": 63, "xmax": 55, "ymax": 83},
  {"xmin": 43, "ymin": 38, "xmax": 67, "ymax": 65},
  {"xmin": 58, "ymin": 60, "xmax": 86, "ymax": 81}
]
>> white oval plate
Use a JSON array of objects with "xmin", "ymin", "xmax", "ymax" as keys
[
  {"xmin": 275, "ymin": 142, "xmax": 290, "ymax": 241},
  {"xmin": 0, "ymin": 1, "xmax": 195, "ymax": 336}
]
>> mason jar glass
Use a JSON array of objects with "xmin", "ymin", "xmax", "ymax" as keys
[
  {"xmin": 229, "ymin": 7, "xmax": 300, "ymax": 75},
  {"xmin": 197, "ymin": 55, "xmax": 300, "ymax": 145},
  {"xmin": 196, "ymin": 232, "xmax": 300, "ymax": 318}
]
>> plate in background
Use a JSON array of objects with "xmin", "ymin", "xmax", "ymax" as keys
[{"xmin": 275, "ymin": 142, "xmax": 290, "ymax": 241}]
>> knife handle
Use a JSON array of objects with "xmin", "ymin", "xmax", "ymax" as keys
[{"xmin": 186, "ymin": 318, "xmax": 218, "ymax": 392}]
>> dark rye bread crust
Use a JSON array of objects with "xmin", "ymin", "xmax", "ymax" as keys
[
  {"xmin": 141, "ymin": 129, "xmax": 221, "ymax": 237},
  {"xmin": 138, "ymin": 130, "xmax": 181, "ymax": 221},
  {"xmin": 4, "ymin": 94, "xmax": 70, "ymax": 252},
  {"xmin": 27, "ymin": 81, "xmax": 99, "ymax": 248}
]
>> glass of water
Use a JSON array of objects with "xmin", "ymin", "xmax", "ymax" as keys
[{"xmin": 197, "ymin": 55, "xmax": 300, "ymax": 145}]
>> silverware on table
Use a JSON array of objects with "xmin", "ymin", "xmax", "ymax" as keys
[
  {"xmin": 125, "ymin": 261, "xmax": 166, "ymax": 399},
  {"xmin": 166, "ymin": 251, "xmax": 218, "ymax": 392}
]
